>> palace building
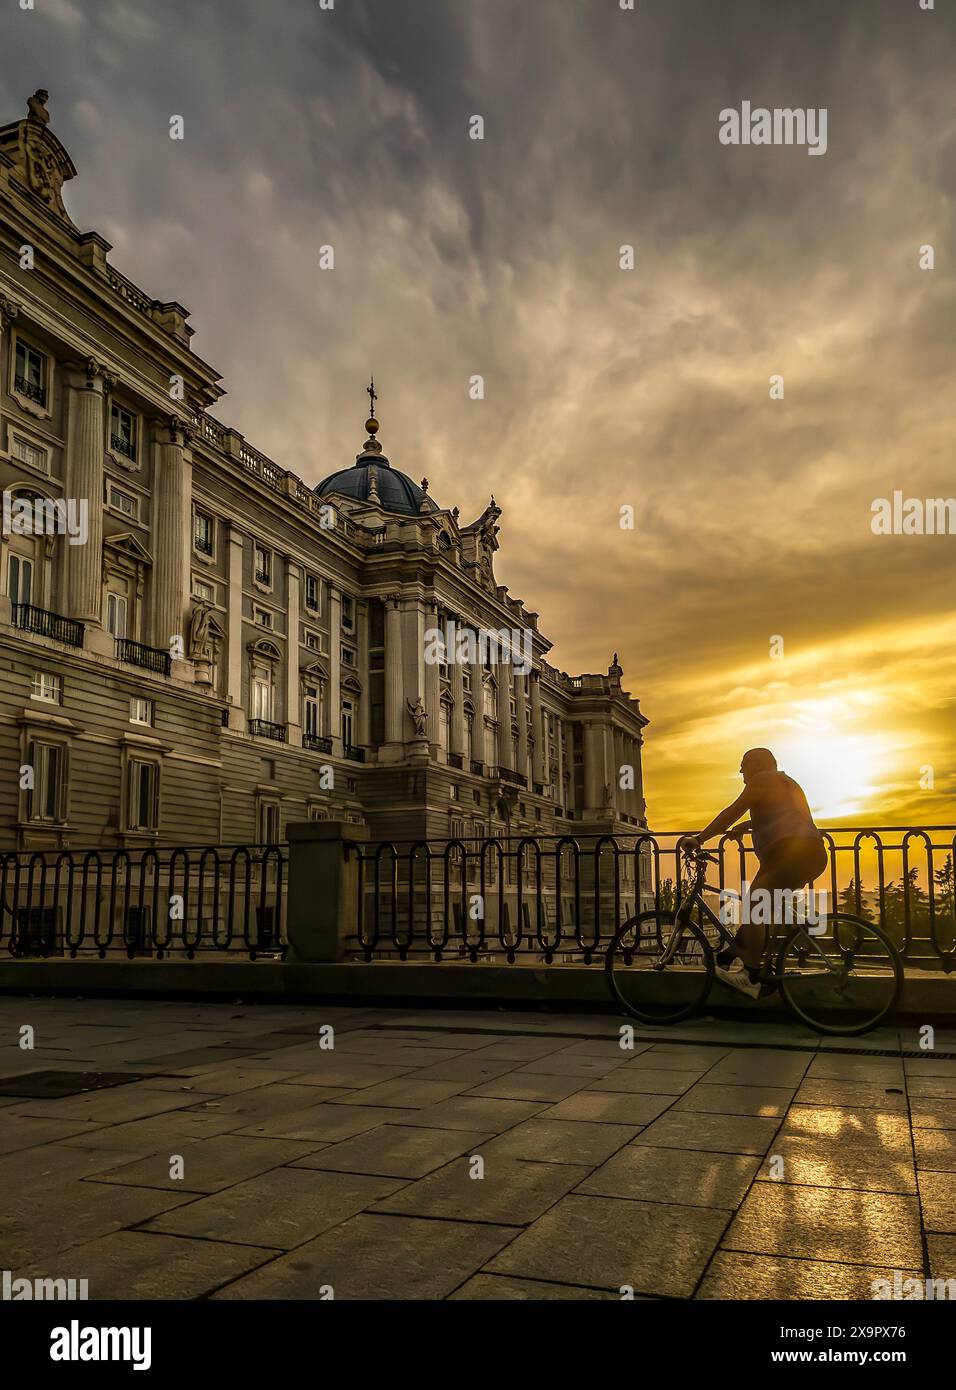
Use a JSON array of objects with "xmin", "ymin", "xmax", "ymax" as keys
[{"xmin": 0, "ymin": 92, "xmax": 649, "ymax": 855}]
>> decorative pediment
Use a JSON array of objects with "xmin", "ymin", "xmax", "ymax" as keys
[
  {"xmin": 300, "ymin": 659, "xmax": 329, "ymax": 682},
  {"xmin": 0, "ymin": 96, "xmax": 78, "ymax": 226},
  {"xmin": 342, "ymin": 673, "xmax": 363, "ymax": 695},
  {"xmin": 104, "ymin": 531, "xmax": 153, "ymax": 565},
  {"xmin": 247, "ymin": 638, "xmax": 281, "ymax": 662}
]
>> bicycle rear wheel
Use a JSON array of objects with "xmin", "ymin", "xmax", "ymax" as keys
[
  {"xmin": 776, "ymin": 912, "xmax": 903, "ymax": 1036},
  {"xmin": 606, "ymin": 911, "xmax": 714, "ymax": 1025}
]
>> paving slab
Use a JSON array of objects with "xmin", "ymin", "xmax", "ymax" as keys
[
  {"xmin": 6, "ymin": 1086, "xmax": 222, "ymax": 1125},
  {"xmin": 723, "ymin": 1184, "xmax": 923, "ymax": 1266},
  {"xmin": 464, "ymin": 1073, "xmax": 588, "ymax": 1103},
  {"xmin": 917, "ymin": 1171, "xmax": 956, "ymax": 1233},
  {"xmin": 24, "ymin": 1230, "xmax": 275, "ymax": 1300},
  {"xmin": 89, "ymin": 1134, "xmax": 323, "ymax": 1193},
  {"xmin": 927, "ymin": 1234, "xmax": 956, "ymax": 1283},
  {"xmin": 212, "ymin": 1213, "xmax": 517, "ymax": 1300},
  {"xmin": 5, "ymin": 1183, "xmax": 196, "ymax": 1267},
  {"xmin": 633, "ymin": 1110, "xmax": 781, "ymax": 1155},
  {"xmin": 326, "ymin": 1078, "xmax": 468, "ymax": 1109},
  {"xmin": 794, "ymin": 1078, "xmax": 908, "ymax": 1111},
  {"xmin": 586, "ymin": 1068, "xmax": 703, "ymax": 1095},
  {"xmin": 910, "ymin": 1100, "xmax": 956, "ymax": 1130},
  {"xmin": 486, "ymin": 1193, "xmax": 727, "ymax": 1298},
  {"xmin": 672, "ymin": 1083, "xmax": 794, "ymax": 1117},
  {"xmin": 290, "ymin": 1124, "xmax": 495, "ymax": 1179},
  {"xmin": 579, "ymin": 1144, "xmax": 760, "ymax": 1208},
  {"xmin": 371, "ymin": 1155, "xmax": 589, "ymax": 1225},
  {"xmin": 0, "ymin": 1114, "xmax": 106, "ymax": 1155},
  {"xmin": 541, "ymin": 1091, "xmax": 674, "ymax": 1126},
  {"xmin": 398, "ymin": 1096, "xmax": 549, "ymax": 1133},
  {"xmin": 478, "ymin": 1118, "xmax": 640, "ymax": 1166},
  {"xmin": 697, "ymin": 1251, "xmax": 922, "ymax": 1301},
  {"xmin": 449, "ymin": 1274, "xmax": 617, "ymax": 1300},
  {"xmin": 234, "ymin": 1102, "xmax": 417, "ymax": 1143},
  {"xmin": 913, "ymin": 1129, "xmax": 956, "ymax": 1171},
  {"xmin": 145, "ymin": 1166, "xmax": 406, "ymax": 1248},
  {"xmin": 516, "ymin": 1055, "xmax": 629, "ymax": 1078}
]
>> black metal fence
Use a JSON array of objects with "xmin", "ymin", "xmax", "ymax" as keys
[
  {"xmin": 0, "ymin": 845, "xmax": 286, "ymax": 959},
  {"xmin": 345, "ymin": 827, "xmax": 956, "ymax": 971}
]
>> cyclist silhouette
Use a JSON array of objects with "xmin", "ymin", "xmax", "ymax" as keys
[{"xmin": 690, "ymin": 747, "xmax": 826, "ymax": 998}]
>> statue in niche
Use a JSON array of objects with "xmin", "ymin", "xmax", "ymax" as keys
[
  {"xmin": 187, "ymin": 603, "xmax": 213, "ymax": 661},
  {"xmin": 406, "ymin": 696, "xmax": 428, "ymax": 739}
]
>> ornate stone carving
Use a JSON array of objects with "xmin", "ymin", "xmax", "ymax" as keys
[
  {"xmin": 406, "ymin": 696, "xmax": 427, "ymax": 739},
  {"xmin": 187, "ymin": 603, "xmax": 213, "ymax": 662},
  {"xmin": 27, "ymin": 90, "xmax": 50, "ymax": 125},
  {"xmin": 0, "ymin": 293, "xmax": 20, "ymax": 327}
]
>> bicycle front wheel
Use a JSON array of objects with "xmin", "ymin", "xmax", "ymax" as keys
[
  {"xmin": 776, "ymin": 913, "xmax": 903, "ymax": 1036},
  {"xmin": 606, "ymin": 911, "xmax": 715, "ymax": 1025}
]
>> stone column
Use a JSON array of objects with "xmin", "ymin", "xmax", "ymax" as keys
[
  {"xmin": 329, "ymin": 584, "xmax": 342, "ymax": 753},
  {"xmin": 226, "ymin": 525, "xmax": 244, "ymax": 726},
  {"xmin": 152, "ymin": 417, "xmax": 191, "ymax": 655},
  {"xmin": 530, "ymin": 673, "xmax": 545, "ymax": 785},
  {"xmin": 357, "ymin": 599, "xmax": 370, "ymax": 747},
  {"xmin": 450, "ymin": 616, "xmax": 466, "ymax": 758},
  {"xmin": 384, "ymin": 594, "xmax": 404, "ymax": 747},
  {"xmin": 63, "ymin": 360, "xmax": 109, "ymax": 624},
  {"xmin": 286, "ymin": 559, "xmax": 301, "ymax": 745},
  {"xmin": 555, "ymin": 714, "xmax": 565, "ymax": 807},
  {"xmin": 583, "ymin": 720, "xmax": 605, "ymax": 815},
  {"xmin": 424, "ymin": 599, "xmax": 441, "ymax": 756},
  {"xmin": 469, "ymin": 644, "xmax": 484, "ymax": 767},
  {"xmin": 516, "ymin": 671, "xmax": 529, "ymax": 782},
  {"xmin": 496, "ymin": 662, "xmax": 513, "ymax": 772}
]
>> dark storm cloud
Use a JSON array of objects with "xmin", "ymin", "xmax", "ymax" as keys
[{"xmin": 1, "ymin": 0, "xmax": 954, "ymax": 820}]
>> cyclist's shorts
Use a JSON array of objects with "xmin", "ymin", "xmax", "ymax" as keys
[{"xmin": 756, "ymin": 835, "xmax": 827, "ymax": 888}]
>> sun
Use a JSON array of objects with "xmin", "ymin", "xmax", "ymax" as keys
[{"xmin": 773, "ymin": 730, "xmax": 884, "ymax": 823}]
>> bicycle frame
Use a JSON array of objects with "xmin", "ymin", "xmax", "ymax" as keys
[{"xmin": 659, "ymin": 852, "xmax": 843, "ymax": 978}]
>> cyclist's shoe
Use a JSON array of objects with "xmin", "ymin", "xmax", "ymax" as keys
[
  {"xmin": 716, "ymin": 947, "xmax": 739, "ymax": 969},
  {"xmin": 714, "ymin": 962, "xmax": 762, "ymax": 999}
]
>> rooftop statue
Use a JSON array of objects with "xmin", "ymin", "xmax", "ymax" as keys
[{"xmin": 27, "ymin": 89, "xmax": 50, "ymax": 125}]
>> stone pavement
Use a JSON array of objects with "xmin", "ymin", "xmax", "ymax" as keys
[{"xmin": 1, "ymin": 996, "xmax": 954, "ymax": 1300}]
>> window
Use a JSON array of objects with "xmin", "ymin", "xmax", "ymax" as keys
[
  {"xmin": 259, "ymin": 801, "xmax": 280, "ymax": 844},
  {"xmin": 252, "ymin": 673, "xmax": 273, "ymax": 722},
  {"xmin": 28, "ymin": 741, "xmax": 64, "ymax": 821},
  {"xmin": 9, "ymin": 554, "xmax": 33, "ymax": 608},
  {"xmin": 303, "ymin": 685, "xmax": 321, "ymax": 738},
  {"xmin": 440, "ymin": 703, "xmax": 450, "ymax": 752},
  {"xmin": 108, "ymin": 485, "xmax": 138, "ymax": 519},
  {"xmin": 449, "ymin": 783, "xmax": 460, "ymax": 801},
  {"xmin": 192, "ymin": 578, "xmax": 215, "ymax": 602},
  {"xmin": 128, "ymin": 759, "xmax": 159, "ymax": 830},
  {"xmin": 130, "ymin": 697, "xmax": 154, "ymax": 726},
  {"xmin": 109, "ymin": 403, "xmax": 137, "ymax": 462},
  {"xmin": 305, "ymin": 632, "xmax": 320, "ymax": 651},
  {"xmin": 254, "ymin": 545, "xmax": 271, "ymax": 586},
  {"xmin": 341, "ymin": 645, "xmax": 356, "ymax": 668},
  {"xmin": 31, "ymin": 672, "xmax": 61, "ymax": 704},
  {"xmin": 341, "ymin": 698, "xmax": 354, "ymax": 748},
  {"xmin": 253, "ymin": 607, "xmax": 272, "ymax": 629},
  {"xmin": 14, "ymin": 340, "xmax": 47, "ymax": 407},
  {"xmin": 341, "ymin": 594, "xmax": 354, "ymax": 632},
  {"xmin": 463, "ymin": 669, "xmax": 472, "ymax": 692},
  {"xmin": 106, "ymin": 592, "xmax": 128, "ymax": 638},
  {"xmin": 305, "ymin": 574, "xmax": 319, "ymax": 611},
  {"xmin": 11, "ymin": 434, "xmax": 48, "ymax": 474},
  {"xmin": 193, "ymin": 511, "xmax": 214, "ymax": 556}
]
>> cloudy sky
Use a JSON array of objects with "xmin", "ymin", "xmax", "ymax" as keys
[{"xmin": 3, "ymin": 0, "xmax": 955, "ymax": 828}]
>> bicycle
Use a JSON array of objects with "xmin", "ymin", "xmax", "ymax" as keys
[{"xmin": 605, "ymin": 842, "xmax": 903, "ymax": 1036}]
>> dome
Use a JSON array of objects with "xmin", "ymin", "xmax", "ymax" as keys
[
  {"xmin": 315, "ymin": 394, "xmax": 440, "ymax": 516},
  {"xmin": 315, "ymin": 453, "xmax": 439, "ymax": 517}
]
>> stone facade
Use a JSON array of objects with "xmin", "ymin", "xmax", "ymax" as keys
[{"xmin": 0, "ymin": 95, "xmax": 648, "ymax": 856}]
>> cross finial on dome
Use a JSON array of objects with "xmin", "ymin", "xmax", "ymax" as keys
[{"xmin": 362, "ymin": 376, "xmax": 383, "ymax": 454}]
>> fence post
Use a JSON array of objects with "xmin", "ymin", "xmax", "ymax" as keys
[{"xmin": 285, "ymin": 821, "xmax": 368, "ymax": 962}]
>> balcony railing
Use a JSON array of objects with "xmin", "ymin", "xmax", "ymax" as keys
[
  {"xmin": 343, "ymin": 744, "xmax": 365, "ymax": 763},
  {"xmin": 115, "ymin": 638, "xmax": 172, "ymax": 676},
  {"xmin": 470, "ymin": 760, "xmax": 484, "ymax": 776},
  {"xmin": 249, "ymin": 719, "xmax": 287, "ymax": 742},
  {"xmin": 304, "ymin": 733, "xmax": 333, "ymax": 753},
  {"xmin": 0, "ymin": 843, "xmax": 286, "ymax": 959},
  {"xmin": 448, "ymin": 753, "xmax": 464, "ymax": 769},
  {"xmin": 110, "ymin": 432, "xmax": 136, "ymax": 461},
  {"xmin": 14, "ymin": 374, "xmax": 46, "ymax": 406},
  {"xmin": 13, "ymin": 603, "xmax": 84, "ymax": 648},
  {"xmin": 344, "ymin": 825, "xmax": 956, "ymax": 969},
  {"xmin": 493, "ymin": 766, "xmax": 527, "ymax": 787}
]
